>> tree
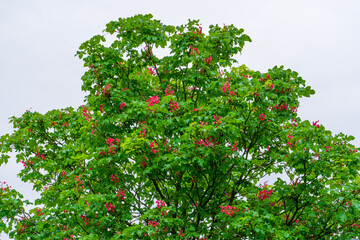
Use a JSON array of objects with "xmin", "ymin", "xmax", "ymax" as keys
[{"xmin": 1, "ymin": 14, "xmax": 360, "ymax": 239}]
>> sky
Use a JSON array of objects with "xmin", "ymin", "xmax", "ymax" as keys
[{"xmin": 1, "ymin": 0, "xmax": 360, "ymax": 238}]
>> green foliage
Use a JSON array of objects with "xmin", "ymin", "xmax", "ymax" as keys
[{"xmin": 1, "ymin": 14, "xmax": 360, "ymax": 239}]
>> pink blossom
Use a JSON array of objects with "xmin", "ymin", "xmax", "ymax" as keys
[
  {"xmin": 169, "ymin": 100, "xmax": 179, "ymax": 112},
  {"xmin": 156, "ymin": 200, "xmax": 166, "ymax": 208},
  {"xmin": 222, "ymin": 81, "xmax": 230, "ymax": 93},
  {"xmin": 106, "ymin": 202, "xmax": 115, "ymax": 212},
  {"xmin": 148, "ymin": 67, "xmax": 156, "ymax": 76},
  {"xmin": 213, "ymin": 115, "xmax": 222, "ymax": 124},
  {"xmin": 312, "ymin": 120, "xmax": 320, "ymax": 128},
  {"xmin": 259, "ymin": 114, "xmax": 266, "ymax": 122},
  {"xmin": 150, "ymin": 141, "xmax": 159, "ymax": 154},
  {"xmin": 220, "ymin": 205, "xmax": 239, "ymax": 216},
  {"xmin": 190, "ymin": 44, "xmax": 199, "ymax": 55},
  {"xmin": 165, "ymin": 85, "xmax": 174, "ymax": 96},
  {"xmin": 146, "ymin": 96, "xmax": 160, "ymax": 110},
  {"xmin": 205, "ymin": 56, "xmax": 212, "ymax": 64},
  {"xmin": 99, "ymin": 104, "xmax": 104, "ymax": 113},
  {"xmin": 148, "ymin": 221, "xmax": 159, "ymax": 227},
  {"xmin": 117, "ymin": 189, "xmax": 126, "ymax": 200},
  {"xmin": 258, "ymin": 189, "xmax": 273, "ymax": 201},
  {"xmin": 120, "ymin": 103, "xmax": 126, "ymax": 110},
  {"xmin": 103, "ymin": 84, "xmax": 111, "ymax": 95}
]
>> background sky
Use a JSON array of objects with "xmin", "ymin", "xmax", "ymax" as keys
[{"xmin": 1, "ymin": 0, "xmax": 359, "ymax": 238}]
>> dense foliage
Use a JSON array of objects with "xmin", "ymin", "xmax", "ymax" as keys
[{"xmin": 1, "ymin": 14, "xmax": 360, "ymax": 239}]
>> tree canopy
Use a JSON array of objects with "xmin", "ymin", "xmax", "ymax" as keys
[{"xmin": 1, "ymin": 14, "xmax": 360, "ymax": 239}]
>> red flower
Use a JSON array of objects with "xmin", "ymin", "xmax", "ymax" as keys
[
  {"xmin": 259, "ymin": 114, "xmax": 266, "ymax": 122},
  {"xmin": 169, "ymin": 100, "xmax": 179, "ymax": 112},
  {"xmin": 148, "ymin": 67, "xmax": 156, "ymax": 76},
  {"xmin": 258, "ymin": 189, "xmax": 273, "ymax": 201},
  {"xmin": 103, "ymin": 84, "xmax": 111, "ymax": 95},
  {"xmin": 205, "ymin": 56, "xmax": 212, "ymax": 64},
  {"xmin": 120, "ymin": 103, "xmax": 126, "ymax": 110}
]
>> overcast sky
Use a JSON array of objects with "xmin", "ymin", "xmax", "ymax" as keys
[{"xmin": 1, "ymin": 0, "xmax": 359, "ymax": 238}]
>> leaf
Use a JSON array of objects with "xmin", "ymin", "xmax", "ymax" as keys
[{"xmin": 338, "ymin": 212, "xmax": 347, "ymax": 223}]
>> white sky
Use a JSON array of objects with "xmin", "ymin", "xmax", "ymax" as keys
[{"xmin": 1, "ymin": 0, "xmax": 360, "ymax": 238}]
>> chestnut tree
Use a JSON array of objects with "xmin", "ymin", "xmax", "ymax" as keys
[{"xmin": 1, "ymin": 14, "xmax": 360, "ymax": 239}]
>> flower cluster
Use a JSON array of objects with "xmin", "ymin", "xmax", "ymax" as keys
[
  {"xmin": 162, "ymin": 141, "xmax": 176, "ymax": 153},
  {"xmin": 117, "ymin": 189, "xmax": 126, "ymax": 200},
  {"xmin": 22, "ymin": 158, "xmax": 33, "ymax": 167},
  {"xmin": 62, "ymin": 225, "xmax": 71, "ymax": 231},
  {"xmin": 190, "ymin": 44, "xmax": 199, "ymax": 55},
  {"xmin": 259, "ymin": 114, "xmax": 266, "ymax": 122},
  {"xmin": 156, "ymin": 199, "xmax": 168, "ymax": 215},
  {"xmin": 349, "ymin": 147, "xmax": 359, "ymax": 153},
  {"xmin": 150, "ymin": 141, "xmax": 159, "ymax": 154},
  {"xmin": 99, "ymin": 104, "xmax": 104, "ymax": 113},
  {"xmin": 146, "ymin": 95, "xmax": 160, "ymax": 111},
  {"xmin": 222, "ymin": 81, "xmax": 230, "ymax": 93},
  {"xmin": 258, "ymin": 189, "xmax": 273, "ymax": 201},
  {"xmin": 156, "ymin": 200, "xmax": 166, "ymax": 209},
  {"xmin": 220, "ymin": 205, "xmax": 239, "ymax": 216},
  {"xmin": 259, "ymin": 75, "xmax": 271, "ymax": 81},
  {"xmin": 230, "ymin": 142, "xmax": 238, "ymax": 151},
  {"xmin": 101, "ymin": 138, "xmax": 120, "ymax": 155},
  {"xmin": 217, "ymin": 70, "xmax": 225, "ymax": 78},
  {"xmin": 351, "ymin": 222, "xmax": 360, "ymax": 229},
  {"xmin": 89, "ymin": 64, "xmax": 97, "ymax": 75},
  {"xmin": 324, "ymin": 145, "xmax": 333, "ymax": 152},
  {"xmin": 82, "ymin": 106, "xmax": 92, "ymax": 121},
  {"xmin": 148, "ymin": 67, "xmax": 156, "ymax": 76},
  {"xmin": 139, "ymin": 126, "xmax": 147, "ymax": 138},
  {"xmin": 287, "ymin": 133, "xmax": 293, "ymax": 140},
  {"xmin": 312, "ymin": 120, "xmax": 320, "ymax": 128},
  {"xmin": 205, "ymin": 56, "xmax": 212, "ymax": 64},
  {"xmin": 195, "ymin": 25, "xmax": 202, "ymax": 35},
  {"xmin": 291, "ymin": 106, "xmax": 298, "ymax": 113},
  {"xmin": 143, "ymin": 45, "xmax": 153, "ymax": 56},
  {"xmin": 80, "ymin": 214, "xmax": 89, "ymax": 225},
  {"xmin": 213, "ymin": 115, "xmax": 222, "ymax": 124},
  {"xmin": 195, "ymin": 137, "xmax": 219, "ymax": 148},
  {"xmin": 106, "ymin": 202, "xmax": 115, "ymax": 212},
  {"xmin": 148, "ymin": 221, "xmax": 159, "ymax": 227},
  {"xmin": 120, "ymin": 103, "xmax": 126, "ymax": 110},
  {"xmin": 194, "ymin": 106, "xmax": 201, "ymax": 112},
  {"xmin": 36, "ymin": 208, "xmax": 44, "ymax": 217},
  {"xmin": 165, "ymin": 85, "xmax": 174, "ymax": 96},
  {"xmin": 110, "ymin": 174, "xmax": 119, "ymax": 182},
  {"xmin": 36, "ymin": 149, "xmax": 45, "ymax": 160},
  {"xmin": 74, "ymin": 175, "xmax": 84, "ymax": 192},
  {"xmin": 103, "ymin": 84, "xmax": 111, "ymax": 95},
  {"xmin": 17, "ymin": 222, "xmax": 29, "ymax": 235},
  {"xmin": 169, "ymin": 100, "xmax": 179, "ymax": 112},
  {"xmin": 273, "ymin": 103, "xmax": 288, "ymax": 111}
]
